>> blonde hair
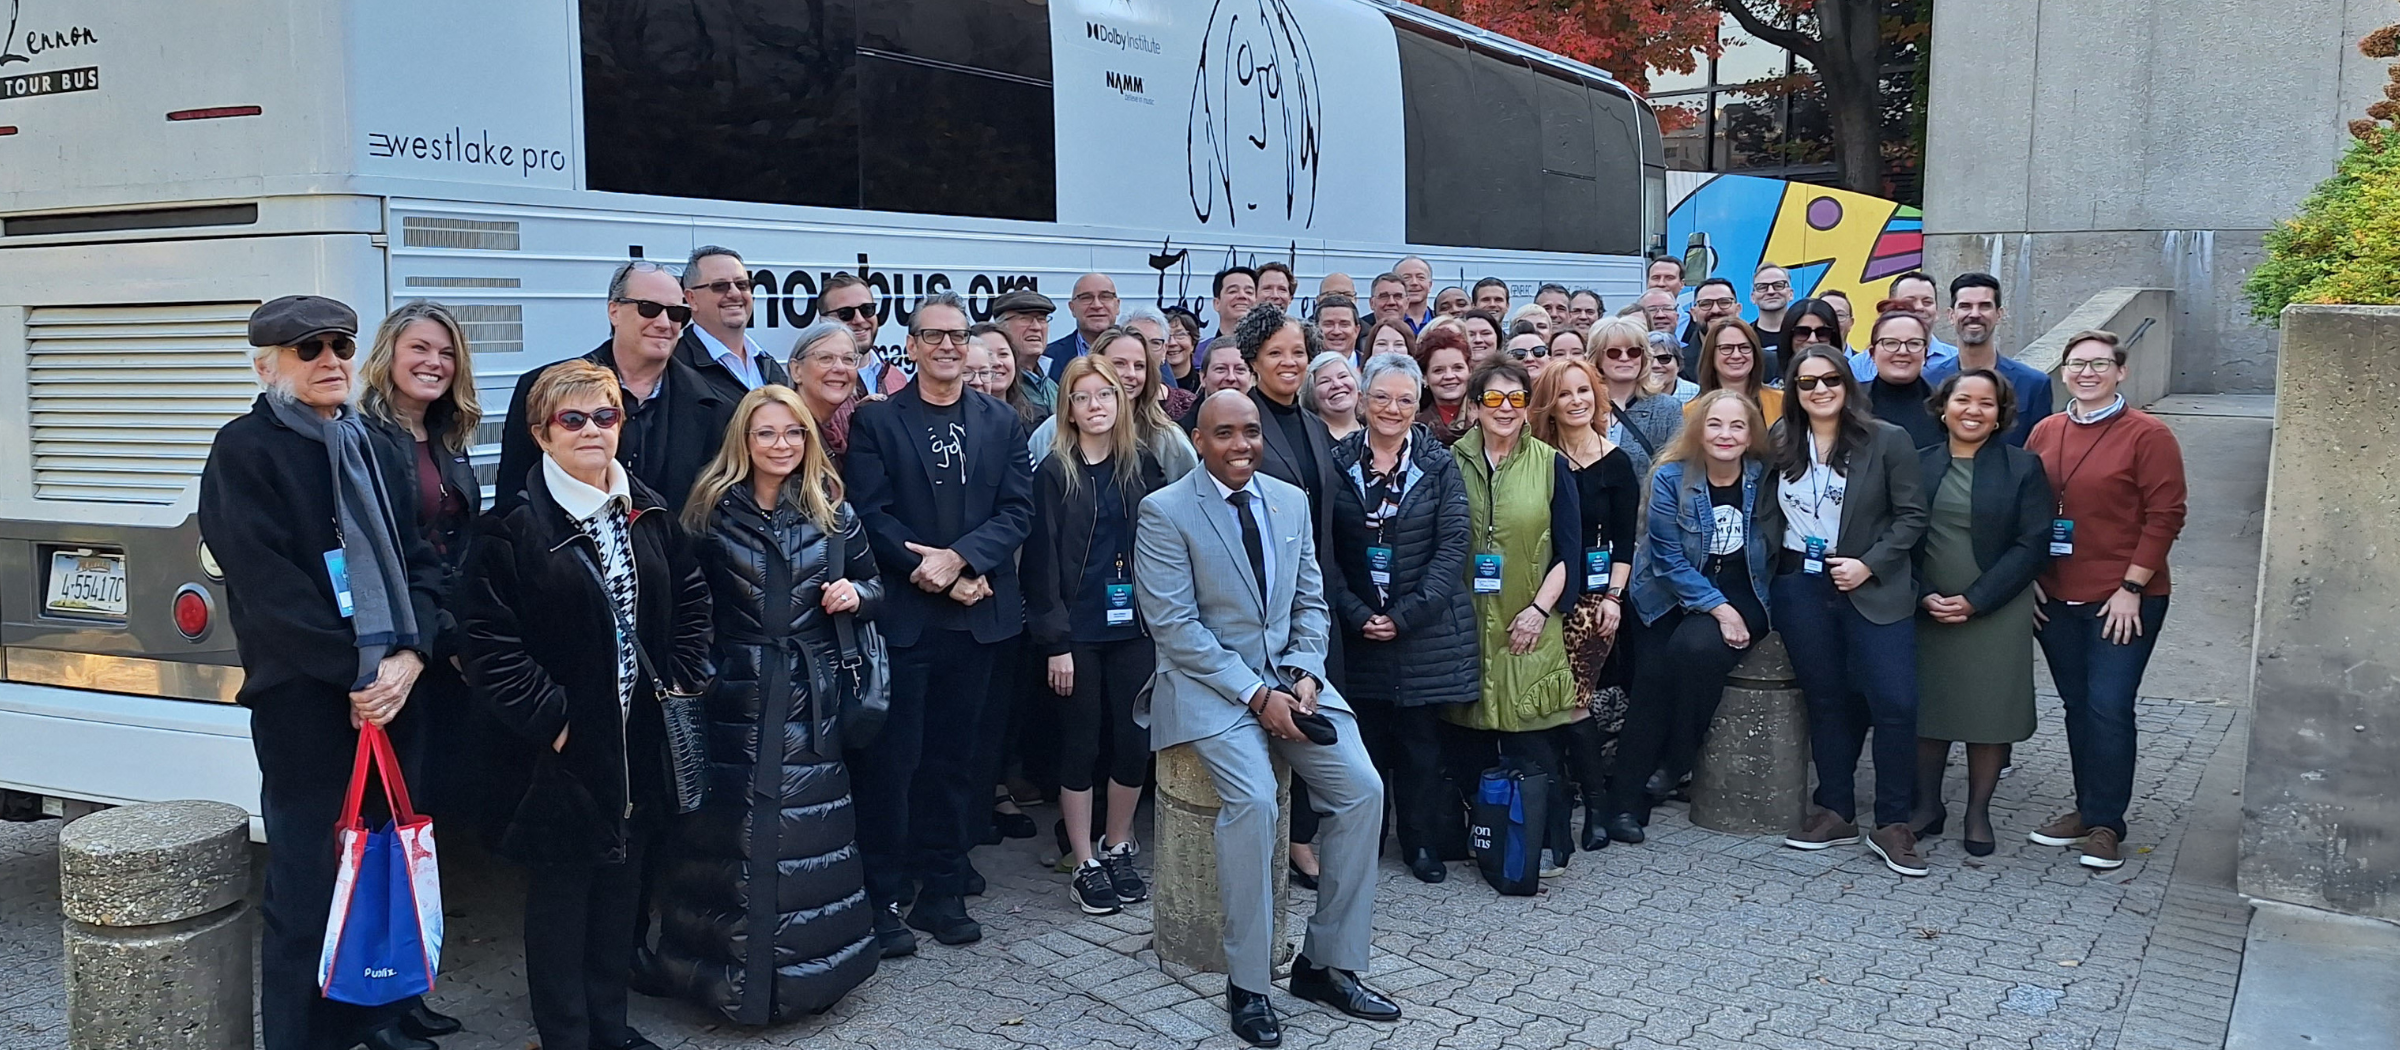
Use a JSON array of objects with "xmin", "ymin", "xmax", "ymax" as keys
[
  {"xmin": 1656, "ymin": 388, "xmax": 1764, "ymax": 472},
  {"xmin": 524, "ymin": 360, "xmax": 622, "ymax": 438},
  {"xmin": 681, "ymin": 385, "xmax": 844, "ymax": 533},
  {"xmin": 1048, "ymin": 355, "xmax": 1143, "ymax": 498},
  {"xmin": 1089, "ymin": 327, "xmax": 1176, "ymax": 450},
  {"xmin": 1528, "ymin": 355, "xmax": 1606, "ymax": 448},
  {"xmin": 360, "ymin": 301, "xmax": 483, "ymax": 453}
]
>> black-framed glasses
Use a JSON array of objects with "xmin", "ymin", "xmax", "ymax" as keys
[
  {"xmin": 1753, "ymin": 279, "xmax": 1792, "ymax": 292},
  {"xmin": 293, "ymin": 335, "xmax": 357, "ymax": 362},
  {"xmin": 912, "ymin": 328, "xmax": 971, "ymax": 346},
  {"xmin": 1477, "ymin": 389, "xmax": 1530, "ymax": 409},
  {"xmin": 1693, "ymin": 296, "xmax": 1738, "ymax": 310},
  {"xmin": 550, "ymin": 407, "xmax": 624, "ymax": 431},
  {"xmin": 612, "ymin": 297, "xmax": 693, "ymax": 324},
  {"xmin": 1506, "ymin": 346, "xmax": 1549, "ymax": 360},
  {"xmin": 1873, "ymin": 338, "xmax": 1930, "ymax": 353},
  {"xmin": 826, "ymin": 304, "xmax": 877, "ymax": 322},
  {"xmin": 1791, "ymin": 374, "xmax": 1844, "ymax": 392},
  {"xmin": 688, "ymin": 280, "xmax": 748, "ymax": 297}
]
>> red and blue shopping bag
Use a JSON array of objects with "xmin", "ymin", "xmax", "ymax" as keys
[{"xmin": 316, "ymin": 722, "xmax": 443, "ymax": 1006}]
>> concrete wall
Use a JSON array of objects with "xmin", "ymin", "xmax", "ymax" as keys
[
  {"xmin": 2016, "ymin": 287, "xmax": 2174, "ymax": 410},
  {"xmin": 1922, "ymin": 0, "xmax": 2393, "ymax": 393},
  {"xmin": 2241, "ymin": 305, "xmax": 2400, "ymax": 921}
]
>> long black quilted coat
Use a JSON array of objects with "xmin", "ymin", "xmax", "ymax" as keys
[
  {"xmin": 654, "ymin": 489, "xmax": 880, "ymax": 1024},
  {"xmin": 1327, "ymin": 424, "xmax": 1480, "ymax": 708}
]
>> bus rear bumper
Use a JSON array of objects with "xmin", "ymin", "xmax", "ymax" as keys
[{"xmin": 0, "ymin": 681, "xmax": 261, "ymax": 837}]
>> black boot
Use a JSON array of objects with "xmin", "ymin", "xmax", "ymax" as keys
[{"xmin": 1560, "ymin": 718, "xmax": 1615, "ymax": 853}]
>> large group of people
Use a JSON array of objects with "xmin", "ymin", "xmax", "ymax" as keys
[{"xmin": 199, "ymin": 248, "xmax": 2186, "ymax": 1050}]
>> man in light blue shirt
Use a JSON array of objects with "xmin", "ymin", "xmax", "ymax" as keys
[
  {"xmin": 1850, "ymin": 270, "xmax": 1958, "ymax": 380},
  {"xmin": 1921, "ymin": 271, "xmax": 2053, "ymax": 446},
  {"xmin": 676, "ymin": 245, "xmax": 790, "ymax": 404}
]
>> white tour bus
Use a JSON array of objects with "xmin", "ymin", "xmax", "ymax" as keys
[{"xmin": 0, "ymin": 0, "xmax": 1663, "ymax": 823}]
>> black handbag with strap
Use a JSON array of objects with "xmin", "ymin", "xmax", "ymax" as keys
[
  {"xmin": 819, "ymin": 518, "xmax": 892, "ymax": 749},
  {"xmin": 586, "ymin": 554, "xmax": 710, "ymax": 816}
]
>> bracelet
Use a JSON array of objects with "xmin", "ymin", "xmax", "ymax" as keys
[
  {"xmin": 1530, "ymin": 601, "xmax": 1554, "ymax": 618},
  {"xmin": 1599, "ymin": 593, "xmax": 1622, "ymax": 605}
]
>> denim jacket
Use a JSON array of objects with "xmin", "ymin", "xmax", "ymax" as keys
[{"xmin": 1629, "ymin": 459, "xmax": 1773, "ymax": 627}]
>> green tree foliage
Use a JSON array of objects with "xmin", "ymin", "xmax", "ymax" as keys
[{"xmin": 2245, "ymin": 29, "xmax": 2400, "ymax": 321}]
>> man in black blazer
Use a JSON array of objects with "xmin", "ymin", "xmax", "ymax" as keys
[
  {"xmin": 842, "ymin": 291, "xmax": 1036, "ymax": 955},
  {"xmin": 674, "ymin": 245, "xmax": 791, "ymax": 404},
  {"xmin": 494, "ymin": 260, "xmax": 735, "ymax": 513}
]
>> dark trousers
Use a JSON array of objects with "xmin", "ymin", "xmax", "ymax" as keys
[
  {"xmin": 851, "ymin": 630, "xmax": 1002, "ymax": 906},
  {"xmin": 252, "ymin": 692, "xmax": 414, "ymax": 1050},
  {"xmin": 2037, "ymin": 595, "xmax": 2168, "ymax": 837},
  {"xmin": 1608, "ymin": 603, "xmax": 1760, "ymax": 816},
  {"xmin": 1056, "ymin": 637, "xmax": 1156, "ymax": 792},
  {"xmin": 1773, "ymin": 571, "xmax": 1921, "ymax": 828},
  {"xmin": 1352, "ymin": 697, "xmax": 1456, "ymax": 855},
  {"xmin": 523, "ymin": 833, "xmax": 647, "ymax": 1050}
]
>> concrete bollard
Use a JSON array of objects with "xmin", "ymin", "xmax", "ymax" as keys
[
  {"xmin": 59, "ymin": 800, "xmax": 255, "ymax": 1050},
  {"xmin": 1151, "ymin": 743, "xmax": 1293, "ymax": 976},
  {"xmin": 1690, "ymin": 633, "xmax": 1811, "ymax": 835}
]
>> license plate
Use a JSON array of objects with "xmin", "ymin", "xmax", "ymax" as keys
[{"xmin": 46, "ymin": 551, "xmax": 127, "ymax": 617}]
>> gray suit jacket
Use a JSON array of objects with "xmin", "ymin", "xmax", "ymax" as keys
[
  {"xmin": 1133, "ymin": 467, "xmax": 1347, "ymax": 751},
  {"xmin": 1757, "ymin": 418, "xmax": 1929, "ymax": 625}
]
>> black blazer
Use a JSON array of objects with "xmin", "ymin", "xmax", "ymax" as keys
[
  {"xmin": 1022, "ymin": 449, "xmax": 1168, "ymax": 656},
  {"xmin": 1757, "ymin": 418, "xmax": 1929, "ymax": 625},
  {"xmin": 493, "ymin": 340, "xmax": 738, "ymax": 516},
  {"xmin": 1915, "ymin": 440, "xmax": 2055, "ymax": 615},
  {"xmin": 674, "ymin": 326, "xmax": 792, "ymax": 409},
  {"xmin": 363, "ymin": 413, "xmax": 484, "ymax": 658},
  {"xmin": 1246, "ymin": 386, "xmax": 1350, "ymax": 685},
  {"xmin": 842, "ymin": 383, "xmax": 1037, "ymax": 648}
]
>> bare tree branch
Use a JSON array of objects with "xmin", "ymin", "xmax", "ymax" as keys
[{"xmin": 1714, "ymin": 0, "xmax": 1820, "ymax": 62}]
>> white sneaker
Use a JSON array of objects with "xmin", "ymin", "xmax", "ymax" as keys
[{"xmin": 1538, "ymin": 849, "xmax": 1568, "ymax": 878}]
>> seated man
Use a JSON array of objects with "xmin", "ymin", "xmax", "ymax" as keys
[{"xmin": 1133, "ymin": 391, "xmax": 1400, "ymax": 1048}]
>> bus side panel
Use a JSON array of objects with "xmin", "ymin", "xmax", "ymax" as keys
[{"xmin": 0, "ymin": 681, "xmax": 259, "ymax": 815}]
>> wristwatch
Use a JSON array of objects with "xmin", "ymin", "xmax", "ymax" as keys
[{"xmin": 2118, "ymin": 579, "xmax": 2144, "ymax": 594}]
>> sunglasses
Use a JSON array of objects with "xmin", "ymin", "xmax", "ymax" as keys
[
  {"xmin": 1791, "ymin": 325, "xmax": 1838, "ymax": 342},
  {"xmin": 1477, "ymin": 390, "xmax": 1530, "ymax": 409},
  {"xmin": 1602, "ymin": 346, "xmax": 1644, "ymax": 361},
  {"xmin": 550, "ymin": 407, "xmax": 624, "ymax": 431},
  {"xmin": 689, "ymin": 280, "xmax": 748, "ymax": 297},
  {"xmin": 1506, "ymin": 346, "xmax": 1550, "ymax": 359},
  {"xmin": 612, "ymin": 298, "xmax": 693, "ymax": 324},
  {"xmin": 292, "ymin": 335, "xmax": 357, "ymax": 362},
  {"xmin": 1791, "ymin": 374, "xmax": 1844, "ymax": 392},
  {"xmin": 827, "ymin": 304, "xmax": 877, "ymax": 322}
]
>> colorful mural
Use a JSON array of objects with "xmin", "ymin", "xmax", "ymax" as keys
[{"xmin": 1665, "ymin": 173, "xmax": 1923, "ymax": 352}]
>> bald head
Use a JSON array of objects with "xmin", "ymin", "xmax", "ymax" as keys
[
  {"xmin": 1193, "ymin": 389, "xmax": 1262, "ymax": 489},
  {"xmin": 1318, "ymin": 273, "xmax": 1356, "ymax": 300}
]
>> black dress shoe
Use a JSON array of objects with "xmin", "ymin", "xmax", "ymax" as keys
[
  {"xmin": 357, "ymin": 1025, "xmax": 435, "ymax": 1050},
  {"xmin": 596, "ymin": 1032, "xmax": 664, "ymax": 1050},
  {"xmin": 1603, "ymin": 812, "xmax": 1646, "ymax": 845},
  {"xmin": 1964, "ymin": 836, "xmax": 1996, "ymax": 857},
  {"xmin": 396, "ymin": 1002, "xmax": 461, "ymax": 1038},
  {"xmin": 1913, "ymin": 805, "xmax": 1948, "ymax": 838},
  {"xmin": 1287, "ymin": 861, "xmax": 1319, "ymax": 891},
  {"xmin": 905, "ymin": 894, "xmax": 983, "ymax": 945},
  {"xmin": 994, "ymin": 808, "xmax": 1038, "ymax": 839},
  {"xmin": 625, "ymin": 946, "xmax": 671, "ymax": 998},
  {"xmin": 873, "ymin": 902, "xmax": 918, "ymax": 958},
  {"xmin": 1405, "ymin": 847, "xmax": 1446, "ymax": 884},
  {"xmin": 1288, "ymin": 956, "xmax": 1401, "ymax": 1022},
  {"xmin": 1579, "ymin": 806, "xmax": 1612, "ymax": 852},
  {"xmin": 1227, "ymin": 985, "xmax": 1282, "ymax": 1047}
]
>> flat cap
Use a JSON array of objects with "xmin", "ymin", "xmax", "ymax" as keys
[
  {"xmin": 988, "ymin": 288, "xmax": 1056, "ymax": 317},
  {"xmin": 247, "ymin": 295, "xmax": 358, "ymax": 348}
]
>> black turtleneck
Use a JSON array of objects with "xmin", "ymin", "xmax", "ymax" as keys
[{"xmin": 1867, "ymin": 375, "xmax": 1942, "ymax": 449}]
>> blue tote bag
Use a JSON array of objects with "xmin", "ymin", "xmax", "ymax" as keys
[{"xmin": 316, "ymin": 723, "xmax": 444, "ymax": 1006}]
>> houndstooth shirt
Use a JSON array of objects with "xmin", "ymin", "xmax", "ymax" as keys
[{"xmin": 544, "ymin": 455, "xmax": 639, "ymax": 715}]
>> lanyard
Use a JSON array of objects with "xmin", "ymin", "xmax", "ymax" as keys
[
  {"xmin": 1800, "ymin": 432, "xmax": 1839, "ymax": 530},
  {"xmin": 2049, "ymin": 415, "xmax": 2122, "ymax": 515}
]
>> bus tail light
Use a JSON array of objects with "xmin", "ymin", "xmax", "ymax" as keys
[{"xmin": 172, "ymin": 585, "xmax": 213, "ymax": 640}]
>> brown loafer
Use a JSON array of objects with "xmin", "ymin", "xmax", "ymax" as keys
[{"xmin": 2079, "ymin": 826, "xmax": 2125, "ymax": 870}]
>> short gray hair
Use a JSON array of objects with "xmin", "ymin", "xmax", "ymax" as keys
[
  {"xmin": 913, "ymin": 290, "xmax": 971, "ymax": 330},
  {"xmin": 1359, "ymin": 352, "xmax": 1426, "ymax": 402},
  {"xmin": 1120, "ymin": 303, "xmax": 1167, "ymax": 332},
  {"xmin": 785, "ymin": 320, "xmax": 854, "ymax": 367},
  {"xmin": 683, "ymin": 245, "xmax": 743, "ymax": 285},
  {"xmin": 608, "ymin": 259, "xmax": 678, "ymax": 300},
  {"xmin": 1299, "ymin": 351, "xmax": 1359, "ymax": 416}
]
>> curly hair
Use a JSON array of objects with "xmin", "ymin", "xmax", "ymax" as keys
[{"xmin": 1232, "ymin": 302, "xmax": 1322, "ymax": 363}]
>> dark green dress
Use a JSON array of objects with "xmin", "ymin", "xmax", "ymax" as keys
[{"xmin": 1916, "ymin": 457, "xmax": 2038, "ymax": 743}]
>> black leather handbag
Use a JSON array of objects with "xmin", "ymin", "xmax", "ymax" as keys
[
  {"xmin": 586, "ymin": 547, "xmax": 709, "ymax": 815},
  {"xmin": 820, "ymin": 520, "xmax": 891, "ymax": 749}
]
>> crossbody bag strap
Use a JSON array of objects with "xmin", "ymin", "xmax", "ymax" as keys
[{"xmin": 1611, "ymin": 402, "xmax": 1657, "ymax": 456}]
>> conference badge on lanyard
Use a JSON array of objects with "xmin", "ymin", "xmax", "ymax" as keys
[
  {"xmin": 324, "ymin": 548, "xmax": 355, "ymax": 619},
  {"xmin": 1584, "ymin": 548, "xmax": 1610, "ymax": 591},
  {"xmin": 1367, "ymin": 545, "xmax": 1393, "ymax": 588},
  {"xmin": 1803, "ymin": 536, "xmax": 1827, "ymax": 576},
  {"xmin": 1105, "ymin": 552, "xmax": 1134, "ymax": 626},
  {"xmin": 1473, "ymin": 554, "xmax": 1504, "ymax": 594},
  {"xmin": 2050, "ymin": 518, "xmax": 2075, "ymax": 557}
]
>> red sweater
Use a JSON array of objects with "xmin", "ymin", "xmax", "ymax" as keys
[{"xmin": 2026, "ymin": 407, "xmax": 2189, "ymax": 602}]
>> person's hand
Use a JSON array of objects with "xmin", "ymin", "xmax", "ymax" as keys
[
  {"xmin": 2032, "ymin": 581, "xmax": 2049, "ymax": 629},
  {"xmin": 1047, "ymin": 653, "xmax": 1074, "ymax": 696},
  {"xmin": 1596, "ymin": 597, "xmax": 1622, "ymax": 638},
  {"xmin": 1922, "ymin": 594, "xmax": 1972, "ymax": 624},
  {"xmin": 2101, "ymin": 587, "xmax": 2145, "ymax": 645},
  {"xmin": 1827, "ymin": 557, "xmax": 1873, "ymax": 592},
  {"xmin": 821, "ymin": 578, "xmax": 860, "ymax": 614},
  {"xmin": 552, "ymin": 725, "xmax": 570, "ymax": 753},
  {"xmin": 1251, "ymin": 688, "xmax": 1304, "ymax": 742},
  {"xmin": 1508, "ymin": 605, "xmax": 1546, "ymax": 654},
  {"xmin": 347, "ymin": 651, "xmax": 424, "ymax": 727},
  {"xmin": 905, "ymin": 543, "xmax": 968, "ymax": 592},
  {"xmin": 1289, "ymin": 674, "xmax": 1320, "ymax": 715},
  {"xmin": 1711, "ymin": 604, "xmax": 1752, "ymax": 649},
  {"xmin": 947, "ymin": 575, "xmax": 991, "ymax": 605},
  {"xmin": 1361, "ymin": 615, "xmax": 1397, "ymax": 642}
]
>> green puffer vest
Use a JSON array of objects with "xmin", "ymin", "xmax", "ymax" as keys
[{"xmin": 1446, "ymin": 428, "xmax": 1578, "ymax": 733}]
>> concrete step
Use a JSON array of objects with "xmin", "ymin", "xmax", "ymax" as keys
[{"xmin": 2225, "ymin": 899, "xmax": 2400, "ymax": 1050}]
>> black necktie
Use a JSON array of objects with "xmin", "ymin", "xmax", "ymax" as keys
[{"xmin": 1229, "ymin": 489, "xmax": 1269, "ymax": 603}]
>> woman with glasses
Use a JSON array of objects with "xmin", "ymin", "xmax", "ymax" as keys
[
  {"xmin": 1411, "ymin": 326, "xmax": 1476, "ymax": 446},
  {"xmin": 1644, "ymin": 331, "xmax": 1700, "ymax": 404},
  {"xmin": 1758, "ymin": 346, "xmax": 1932, "ymax": 877},
  {"xmin": 1163, "ymin": 308, "xmax": 1205, "ymax": 392},
  {"xmin": 1026, "ymin": 328, "xmax": 1200, "ymax": 479},
  {"xmin": 1910, "ymin": 369, "xmax": 2054, "ymax": 857},
  {"xmin": 1304, "ymin": 351, "xmax": 1364, "ymax": 442},
  {"xmin": 459, "ymin": 361, "xmax": 715, "ymax": 1050},
  {"xmin": 1529, "ymin": 355, "xmax": 1639, "ymax": 853},
  {"xmin": 1859, "ymin": 304, "xmax": 1945, "ymax": 448},
  {"xmin": 1690, "ymin": 316, "xmax": 1784, "ymax": 423},
  {"xmin": 1325, "ymin": 354, "xmax": 1477, "ymax": 883},
  {"xmin": 1506, "ymin": 330, "xmax": 1552, "ymax": 382},
  {"xmin": 1448, "ymin": 357, "xmax": 1585, "ymax": 878},
  {"xmin": 2023, "ymin": 329, "xmax": 2187, "ymax": 871},
  {"xmin": 1782, "ymin": 298, "xmax": 1845, "ymax": 360},
  {"xmin": 1024, "ymin": 357, "xmax": 1169, "ymax": 915},
  {"xmin": 657, "ymin": 386, "xmax": 878, "ymax": 1023},
  {"xmin": 1602, "ymin": 390, "xmax": 1772, "ymax": 845},
  {"xmin": 787, "ymin": 321, "xmax": 866, "ymax": 467},
  {"xmin": 1587, "ymin": 317, "xmax": 1683, "ymax": 480}
]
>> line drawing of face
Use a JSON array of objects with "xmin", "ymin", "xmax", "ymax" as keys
[{"xmin": 1188, "ymin": 0, "xmax": 1322, "ymax": 230}]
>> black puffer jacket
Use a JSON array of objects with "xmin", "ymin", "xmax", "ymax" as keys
[
  {"xmin": 1327, "ymin": 425, "xmax": 1479, "ymax": 708},
  {"xmin": 654, "ymin": 489, "xmax": 880, "ymax": 1024}
]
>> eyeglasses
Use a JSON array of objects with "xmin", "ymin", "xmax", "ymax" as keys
[
  {"xmin": 292, "ymin": 335, "xmax": 357, "ymax": 362},
  {"xmin": 1071, "ymin": 291, "xmax": 1119, "ymax": 305},
  {"xmin": 749, "ymin": 426, "xmax": 809, "ymax": 446},
  {"xmin": 1791, "ymin": 374, "xmax": 1843, "ymax": 392},
  {"xmin": 1873, "ymin": 338, "xmax": 1930, "ymax": 353},
  {"xmin": 1068, "ymin": 390, "xmax": 1121, "ymax": 406},
  {"xmin": 1694, "ymin": 296, "xmax": 1738, "ymax": 310},
  {"xmin": 550, "ymin": 407, "xmax": 624, "ymax": 431},
  {"xmin": 1715, "ymin": 343, "xmax": 1755, "ymax": 358},
  {"xmin": 689, "ymin": 280, "xmax": 748, "ymax": 297},
  {"xmin": 826, "ymin": 304, "xmax": 877, "ymax": 322},
  {"xmin": 612, "ymin": 298, "xmax": 693, "ymax": 324},
  {"xmin": 2062, "ymin": 359, "xmax": 2118, "ymax": 373},
  {"xmin": 1791, "ymin": 325, "xmax": 1837, "ymax": 343},
  {"xmin": 1650, "ymin": 353, "xmax": 1678, "ymax": 364},
  {"xmin": 798, "ymin": 349, "xmax": 862, "ymax": 370},
  {"xmin": 1477, "ymin": 390, "xmax": 1530, "ymax": 409},
  {"xmin": 912, "ymin": 328, "xmax": 971, "ymax": 346},
  {"xmin": 1367, "ymin": 391, "xmax": 1420, "ymax": 409},
  {"xmin": 1602, "ymin": 346, "xmax": 1644, "ymax": 361},
  {"xmin": 1506, "ymin": 346, "xmax": 1549, "ymax": 360},
  {"xmin": 1753, "ymin": 279, "xmax": 1791, "ymax": 292}
]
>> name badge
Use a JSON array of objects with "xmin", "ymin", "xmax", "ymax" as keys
[
  {"xmin": 1473, "ymin": 554, "xmax": 1504, "ymax": 594},
  {"xmin": 1105, "ymin": 583, "xmax": 1135, "ymax": 626},
  {"xmin": 2050, "ymin": 519, "xmax": 2075, "ymax": 557},
  {"xmin": 1584, "ymin": 548, "xmax": 1610, "ymax": 591},
  {"xmin": 1366, "ymin": 545, "xmax": 1393, "ymax": 587},
  {"xmin": 1803, "ymin": 536, "xmax": 1827, "ymax": 576},
  {"xmin": 324, "ymin": 549, "xmax": 355, "ymax": 619}
]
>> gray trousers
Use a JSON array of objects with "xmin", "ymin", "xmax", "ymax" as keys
[{"xmin": 1189, "ymin": 707, "xmax": 1385, "ymax": 993}]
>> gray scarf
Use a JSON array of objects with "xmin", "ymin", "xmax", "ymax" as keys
[{"xmin": 267, "ymin": 395, "xmax": 420, "ymax": 688}]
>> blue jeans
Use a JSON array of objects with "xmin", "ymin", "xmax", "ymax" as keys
[
  {"xmin": 1773, "ymin": 571, "xmax": 1921, "ymax": 828},
  {"xmin": 2035, "ymin": 596, "xmax": 2169, "ymax": 837}
]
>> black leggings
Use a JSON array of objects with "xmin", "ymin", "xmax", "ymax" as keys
[
  {"xmin": 1055, "ymin": 636, "xmax": 1155, "ymax": 792},
  {"xmin": 1608, "ymin": 596, "xmax": 1765, "ymax": 816}
]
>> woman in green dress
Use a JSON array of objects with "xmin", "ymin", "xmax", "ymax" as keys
[
  {"xmin": 1912, "ymin": 369, "xmax": 2055, "ymax": 855},
  {"xmin": 1449, "ymin": 357, "xmax": 1584, "ymax": 876}
]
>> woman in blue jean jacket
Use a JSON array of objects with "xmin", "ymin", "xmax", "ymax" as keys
[{"xmin": 1601, "ymin": 390, "xmax": 1773, "ymax": 844}]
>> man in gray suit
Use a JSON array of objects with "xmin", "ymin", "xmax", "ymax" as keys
[{"xmin": 1134, "ymin": 391, "xmax": 1400, "ymax": 1048}]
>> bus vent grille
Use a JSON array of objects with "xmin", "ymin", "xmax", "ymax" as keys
[
  {"xmin": 403, "ymin": 276, "xmax": 522, "ymax": 288},
  {"xmin": 400, "ymin": 217, "xmax": 521, "ymax": 251},
  {"xmin": 26, "ymin": 302, "xmax": 263, "ymax": 504},
  {"xmin": 442, "ymin": 303, "xmax": 524, "ymax": 355}
]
